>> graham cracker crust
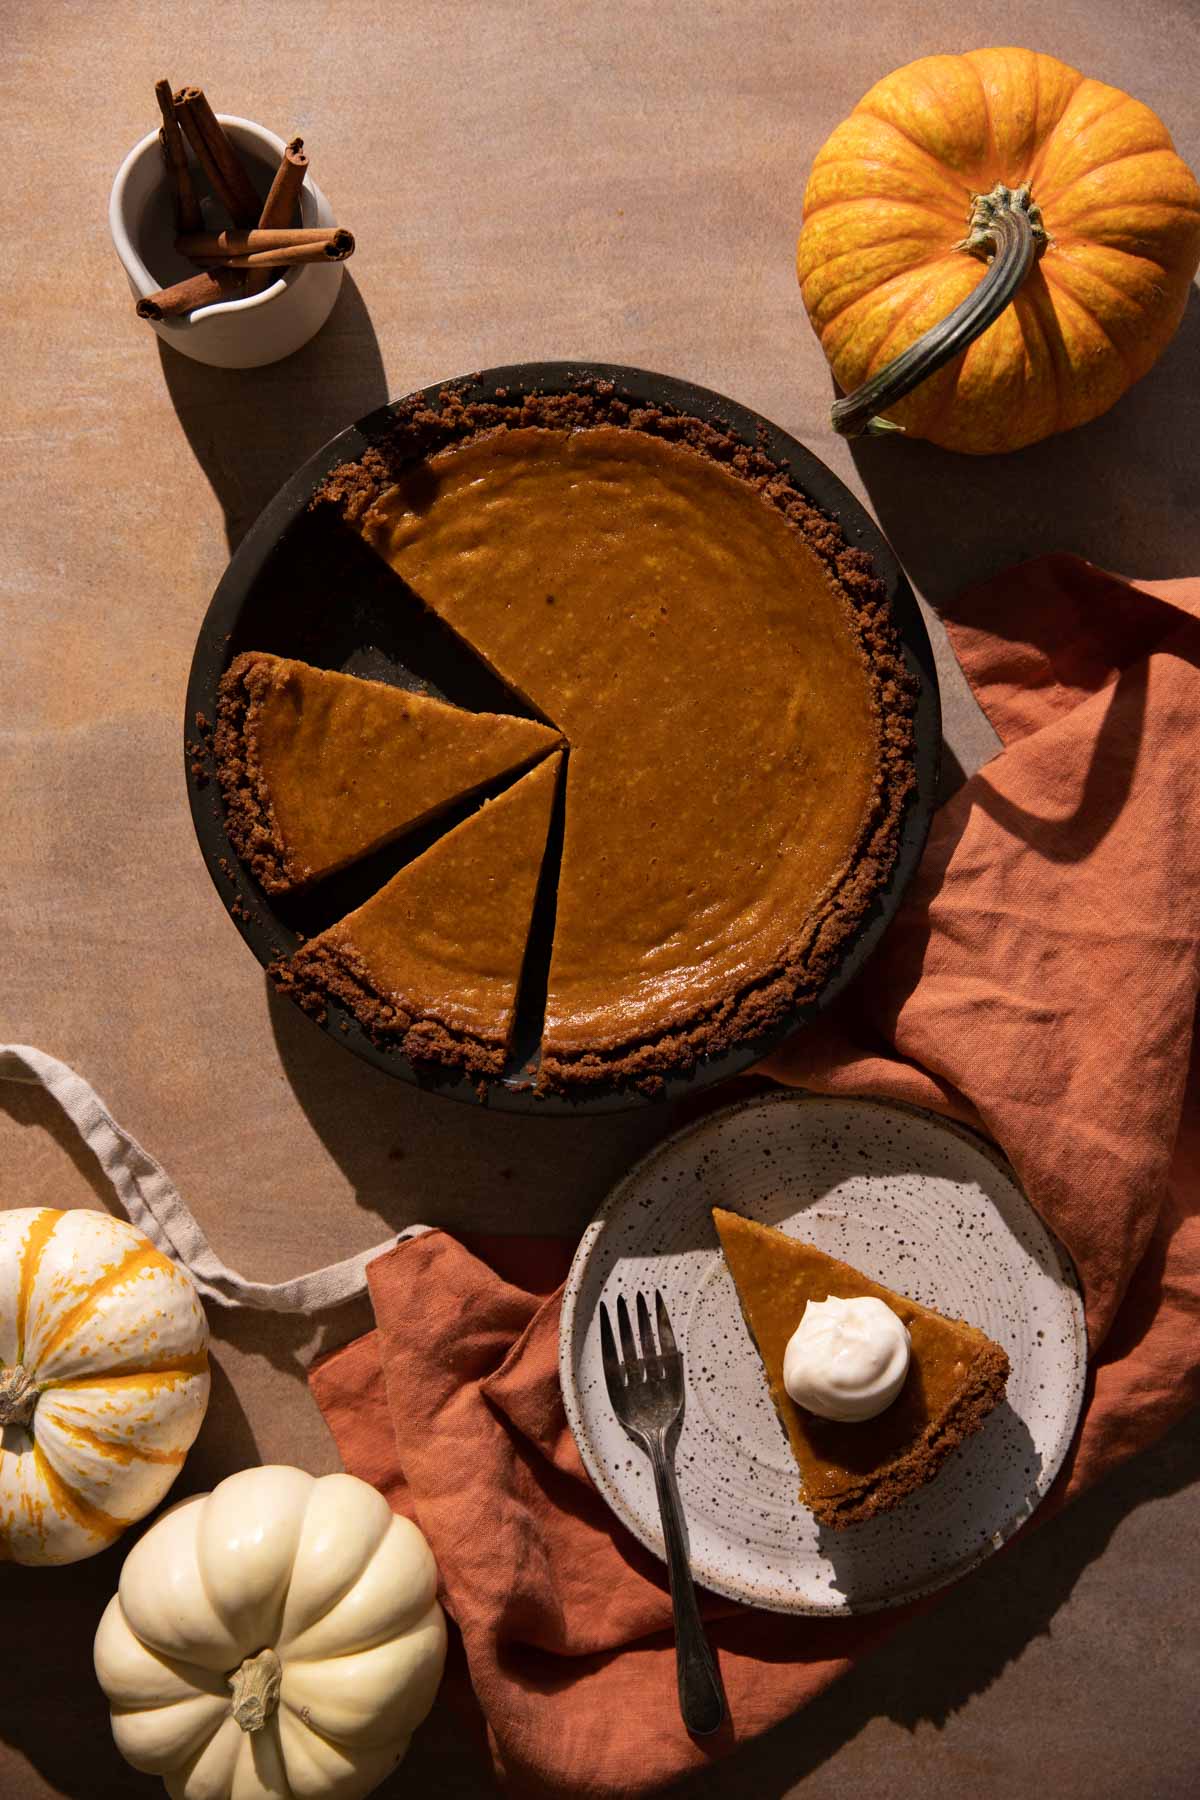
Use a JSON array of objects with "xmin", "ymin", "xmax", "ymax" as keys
[
  {"xmin": 214, "ymin": 651, "xmax": 308, "ymax": 895},
  {"xmin": 270, "ymin": 939, "xmax": 507, "ymax": 1081},
  {"xmin": 809, "ymin": 1340, "xmax": 1011, "ymax": 1528}
]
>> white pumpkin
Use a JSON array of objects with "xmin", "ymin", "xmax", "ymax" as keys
[
  {"xmin": 0, "ymin": 1206, "xmax": 209, "ymax": 1564},
  {"xmin": 95, "ymin": 1465, "xmax": 448, "ymax": 1800}
]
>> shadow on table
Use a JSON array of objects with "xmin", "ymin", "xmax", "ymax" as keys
[
  {"xmin": 157, "ymin": 273, "xmax": 389, "ymax": 552},
  {"xmin": 674, "ymin": 1403, "xmax": 1200, "ymax": 1800},
  {"xmin": 264, "ymin": 977, "xmax": 673, "ymax": 1243},
  {"xmin": 935, "ymin": 734, "xmax": 969, "ymax": 807},
  {"xmin": 850, "ymin": 287, "xmax": 1200, "ymax": 612},
  {"xmin": 0, "ymin": 1080, "xmax": 116, "ymax": 1214}
]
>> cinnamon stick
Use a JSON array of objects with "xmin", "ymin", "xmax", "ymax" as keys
[
  {"xmin": 247, "ymin": 137, "xmax": 308, "ymax": 294},
  {"xmin": 177, "ymin": 226, "xmax": 341, "ymax": 257},
  {"xmin": 136, "ymin": 269, "xmax": 245, "ymax": 321},
  {"xmin": 187, "ymin": 231, "xmax": 355, "ymax": 268},
  {"xmin": 173, "ymin": 86, "xmax": 260, "ymax": 226},
  {"xmin": 155, "ymin": 78, "xmax": 202, "ymax": 234},
  {"xmin": 259, "ymin": 139, "xmax": 307, "ymax": 227}
]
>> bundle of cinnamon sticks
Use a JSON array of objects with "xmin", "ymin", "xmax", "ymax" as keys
[{"xmin": 138, "ymin": 81, "xmax": 354, "ymax": 323}]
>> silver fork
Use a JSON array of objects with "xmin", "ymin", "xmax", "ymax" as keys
[{"xmin": 599, "ymin": 1290, "xmax": 725, "ymax": 1735}]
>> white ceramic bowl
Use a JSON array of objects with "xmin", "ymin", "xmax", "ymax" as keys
[{"xmin": 109, "ymin": 114, "xmax": 345, "ymax": 369}]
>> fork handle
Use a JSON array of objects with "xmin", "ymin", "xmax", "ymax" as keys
[{"xmin": 646, "ymin": 1432, "xmax": 725, "ymax": 1735}]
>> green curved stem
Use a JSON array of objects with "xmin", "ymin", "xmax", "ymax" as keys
[{"xmin": 830, "ymin": 183, "xmax": 1047, "ymax": 440}]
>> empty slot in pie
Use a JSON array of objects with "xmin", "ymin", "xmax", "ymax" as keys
[
  {"xmin": 503, "ymin": 744, "xmax": 571, "ymax": 1083},
  {"xmin": 223, "ymin": 504, "xmax": 551, "ymax": 721}
]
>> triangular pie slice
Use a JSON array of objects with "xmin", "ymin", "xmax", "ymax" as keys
[
  {"xmin": 275, "ymin": 753, "xmax": 562, "ymax": 1077},
  {"xmin": 712, "ymin": 1208, "xmax": 1010, "ymax": 1527},
  {"xmin": 215, "ymin": 650, "xmax": 560, "ymax": 893}
]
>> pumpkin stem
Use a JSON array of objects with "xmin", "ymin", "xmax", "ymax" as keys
[
  {"xmin": 0, "ymin": 1364, "xmax": 38, "ymax": 1428},
  {"xmin": 228, "ymin": 1647, "xmax": 283, "ymax": 1733},
  {"xmin": 830, "ymin": 182, "xmax": 1047, "ymax": 440}
]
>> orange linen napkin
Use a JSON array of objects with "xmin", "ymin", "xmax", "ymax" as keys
[{"xmin": 310, "ymin": 555, "xmax": 1200, "ymax": 1796}]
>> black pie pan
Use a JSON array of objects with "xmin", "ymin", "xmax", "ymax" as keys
[{"xmin": 184, "ymin": 362, "xmax": 941, "ymax": 1115}]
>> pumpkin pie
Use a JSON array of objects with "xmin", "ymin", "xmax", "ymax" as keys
[
  {"xmin": 274, "ymin": 753, "xmax": 561, "ymax": 1076},
  {"xmin": 215, "ymin": 650, "xmax": 560, "ymax": 893},
  {"xmin": 712, "ymin": 1207, "xmax": 1010, "ymax": 1527},
  {"xmin": 322, "ymin": 385, "xmax": 916, "ymax": 1093}
]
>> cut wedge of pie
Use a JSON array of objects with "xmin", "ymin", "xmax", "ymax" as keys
[
  {"xmin": 214, "ymin": 650, "xmax": 560, "ymax": 893},
  {"xmin": 275, "ymin": 753, "xmax": 561, "ymax": 1076},
  {"xmin": 712, "ymin": 1207, "xmax": 1010, "ymax": 1527}
]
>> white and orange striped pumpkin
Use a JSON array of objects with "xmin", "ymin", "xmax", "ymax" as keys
[{"xmin": 0, "ymin": 1207, "xmax": 209, "ymax": 1565}]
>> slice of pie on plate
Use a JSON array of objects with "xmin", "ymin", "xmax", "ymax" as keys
[
  {"xmin": 274, "ymin": 752, "xmax": 561, "ymax": 1078},
  {"xmin": 215, "ymin": 650, "xmax": 560, "ymax": 893},
  {"xmin": 712, "ymin": 1206, "xmax": 1010, "ymax": 1527}
]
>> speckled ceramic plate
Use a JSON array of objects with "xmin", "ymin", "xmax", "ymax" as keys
[{"xmin": 559, "ymin": 1092, "xmax": 1087, "ymax": 1615}]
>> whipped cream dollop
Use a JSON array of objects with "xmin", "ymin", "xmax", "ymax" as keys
[{"xmin": 782, "ymin": 1295, "xmax": 912, "ymax": 1422}]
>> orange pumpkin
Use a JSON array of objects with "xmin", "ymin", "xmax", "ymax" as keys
[{"xmin": 797, "ymin": 47, "xmax": 1200, "ymax": 453}]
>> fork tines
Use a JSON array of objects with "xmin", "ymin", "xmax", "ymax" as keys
[{"xmin": 600, "ymin": 1288, "xmax": 679, "ymax": 1387}]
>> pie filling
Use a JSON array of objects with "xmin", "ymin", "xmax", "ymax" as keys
[{"xmin": 217, "ymin": 385, "xmax": 918, "ymax": 1092}]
